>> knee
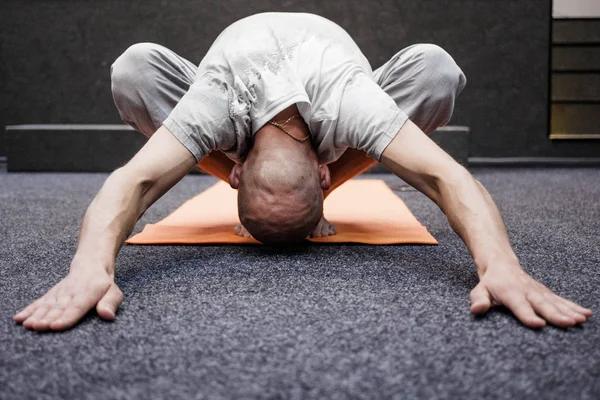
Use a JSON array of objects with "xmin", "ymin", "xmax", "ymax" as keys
[
  {"xmin": 414, "ymin": 44, "xmax": 467, "ymax": 99},
  {"xmin": 111, "ymin": 42, "xmax": 162, "ymax": 96}
]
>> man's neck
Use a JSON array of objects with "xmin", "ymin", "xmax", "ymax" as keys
[
  {"xmin": 253, "ymin": 106, "xmax": 314, "ymax": 157},
  {"xmin": 254, "ymin": 125, "xmax": 312, "ymax": 153}
]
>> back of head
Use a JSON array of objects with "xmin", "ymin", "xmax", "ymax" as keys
[{"xmin": 238, "ymin": 149, "xmax": 322, "ymax": 244}]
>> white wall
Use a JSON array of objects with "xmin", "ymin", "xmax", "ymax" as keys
[{"xmin": 554, "ymin": 0, "xmax": 600, "ymax": 18}]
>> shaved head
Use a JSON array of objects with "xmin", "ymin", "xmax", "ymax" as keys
[
  {"xmin": 228, "ymin": 104, "xmax": 331, "ymax": 244},
  {"xmin": 238, "ymin": 148, "xmax": 323, "ymax": 244}
]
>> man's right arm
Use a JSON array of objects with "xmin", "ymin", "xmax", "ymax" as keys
[
  {"xmin": 73, "ymin": 125, "xmax": 198, "ymax": 273},
  {"xmin": 14, "ymin": 125, "xmax": 198, "ymax": 331}
]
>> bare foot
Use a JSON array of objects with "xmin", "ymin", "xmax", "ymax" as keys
[
  {"xmin": 13, "ymin": 268, "xmax": 122, "ymax": 332},
  {"xmin": 234, "ymin": 223, "xmax": 252, "ymax": 238},
  {"xmin": 310, "ymin": 215, "xmax": 337, "ymax": 238}
]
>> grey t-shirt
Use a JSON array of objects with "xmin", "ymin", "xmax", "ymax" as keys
[{"xmin": 163, "ymin": 12, "xmax": 408, "ymax": 164}]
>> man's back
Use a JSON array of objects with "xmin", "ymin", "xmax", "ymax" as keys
[
  {"xmin": 199, "ymin": 12, "xmax": 372, "ymax": 89},
  {"xmin": 181, "ymin": 12, "xmax": 377, "ymax": 164}
]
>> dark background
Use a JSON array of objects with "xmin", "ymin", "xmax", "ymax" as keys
[{"xmin": 1, "ymin": 0, "xmax": 598, "ymax": 160}]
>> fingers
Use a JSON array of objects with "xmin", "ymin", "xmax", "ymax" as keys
[
  {"xmin": 473, "ymin": 268, "xmax": 593, "ymax": 329},
  {"xmin": 13, "ymin": 298, "xmax": 43, "ymax": 323},
  {"xmin": 545, "ymin": 292, "xmax": 590, "ymax": 324},
  {"xmin": 558, "ymin": 297, "xmax": 592, "ymax": 317},
  {"xmin": 469, "ymin": 282, "xmax": 492, "ymax": 315},
  {"xmin": 14, "ymin": 288, "xmax": 59, "ymax": 330},
  {"xmin": 48, "ymin": 303, "xmax": 90, "ymax": 331},
  {"xmin": 478, "ymin": 290, "xmax": 591, "ymax": 329},
  {"xmin": 96, "ymin": 284, "xmax": 124, "ymax": 321},
  {"xmin": 503, "ymin": 295, "xmax": 547, "ymax": 328},
  {"xmin": 18, "ymin": 294, "xmax": 81, "ymax": 332},
  {"xmin": 22, "ymin": 304, "xmax": 53, "ymax": 331},
  {"xmin": 550, "ymin": 298, "xmax": 587, "ymax": 324},
  {"xmin": 15, "ymin": 271, "xmax": 119, "ymax": 331},
  {"xmin": 40, "ymin": 307, "xmax": 67, "ymax": 325},
  {"xmin": 527, "ymin": 292, "xmax": 576, "ymax": 328}
]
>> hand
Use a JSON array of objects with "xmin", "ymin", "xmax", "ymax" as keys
[
  {"xmin": 13, "ymin": 267, "xmax": 123, "ymax": 331},
  {"xmin": 470, "ymin": 266, "xmax": 592, "ymax": 328}
]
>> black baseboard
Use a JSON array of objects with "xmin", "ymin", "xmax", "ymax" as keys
[
  {"xmin": 468, "ymin": 157, "xmax": 600, "ymax": 167},
  {"xmin": 6, "ymin": 125, "xmax": 145, "ymax": 172}
]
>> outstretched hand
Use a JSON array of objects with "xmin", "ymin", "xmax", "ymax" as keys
[
  {"xmin": 470, "ymin": 266, "xmax": 592, "ymax": 328},
  {"xmin": 13, "ymin": 268, "xmax": 123, "ymax": 332}
]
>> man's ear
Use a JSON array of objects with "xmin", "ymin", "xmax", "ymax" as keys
[
  {"xmin": 318, "ymin": 164, "xmax": 331, "ymax": 191},
  {"xmin": 229, "ymin": 162, "xmax": 244, "ymax": 189}
]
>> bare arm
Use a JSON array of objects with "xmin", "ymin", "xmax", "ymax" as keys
[
  {"xmin": 72, "ymin": 126, "xmax": 198, "ymax": 273},
  {"xmin": 381, "ymin": 119, "xmax": 591, "ymax": 328},
  {"xmin": 14, "ymin": 125, "xmax": 198, "ymax": 331},
  {"xmin": 381, "ymin": 120, "xmax": 515, "ymax": 273}
]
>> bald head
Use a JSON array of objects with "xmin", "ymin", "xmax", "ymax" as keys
[
  {"xmin": 228, "ymin": 106, "xmax": 330, "ymax": 244},
  {"xmin": 238, "ymin": 148, "xmax": 323, "ymax": 244}
]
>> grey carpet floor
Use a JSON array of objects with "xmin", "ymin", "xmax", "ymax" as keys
[{"xmin": 1, "ymin": 168, "xmax": 599, "ymax": 400}]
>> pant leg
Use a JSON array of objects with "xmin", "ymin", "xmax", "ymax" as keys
[
  {"xmin": 373, "ymin": 44, "xmax": 467, "ymax": 134},
  {"xmin": 110, "ymin": 42, "xmax": 198, "ymax": 138}
]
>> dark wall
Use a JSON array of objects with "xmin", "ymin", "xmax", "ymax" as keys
[{"xmin": 2, "ymin": 0, "xmax": 596, "ymax": 159}]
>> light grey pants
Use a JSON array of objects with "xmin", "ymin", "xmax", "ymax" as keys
[{"xmin": 111, "ymin": 42, "xmax": 466, "ymax": 141}]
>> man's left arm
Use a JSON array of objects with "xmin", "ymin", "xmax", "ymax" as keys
[{"xmin": 381, "ymin": 119, "xmax": 592, "ymax": 328}]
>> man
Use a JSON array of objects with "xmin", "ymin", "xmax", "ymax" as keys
[{"xmin": 14, "ymin": 12, "xmax": 591, "ymax": 331}]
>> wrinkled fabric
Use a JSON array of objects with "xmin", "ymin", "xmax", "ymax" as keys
[{"xmin": 111, "ymin": 12, "xmax": 467, "ymax": 164}]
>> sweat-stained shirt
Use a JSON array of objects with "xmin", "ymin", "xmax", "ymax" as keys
[{"xmin": 163, "ymin": 12, "xmax": 408, "ymax": 165}]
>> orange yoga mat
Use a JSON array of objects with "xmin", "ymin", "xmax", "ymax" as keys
[{"xmin": 126, "ymin": 179, "xmax": 437, "ymax": 245}]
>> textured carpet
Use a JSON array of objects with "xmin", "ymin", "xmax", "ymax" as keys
[{"xmin": 1, "ymin": 168, "xmax": 599, "ymax": 400}]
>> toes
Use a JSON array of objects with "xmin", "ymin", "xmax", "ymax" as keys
[
  {"xmin": 234, "ymin": 224, "xmax": 253, "ymax": 238},
  {"xmin": 328, "ymin": 223, "xmax": 337, "ymax": 236},
  {"xmin": 311, "ymin": 224, "xmax": 323, "ymax": 238},
  {"xmin": 240, "ymin": 227, "xmax": 251, "ymax": 238},
  {"xmin": 309, "ymin": 219, "xmax": 336, "ymax": 238}
]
